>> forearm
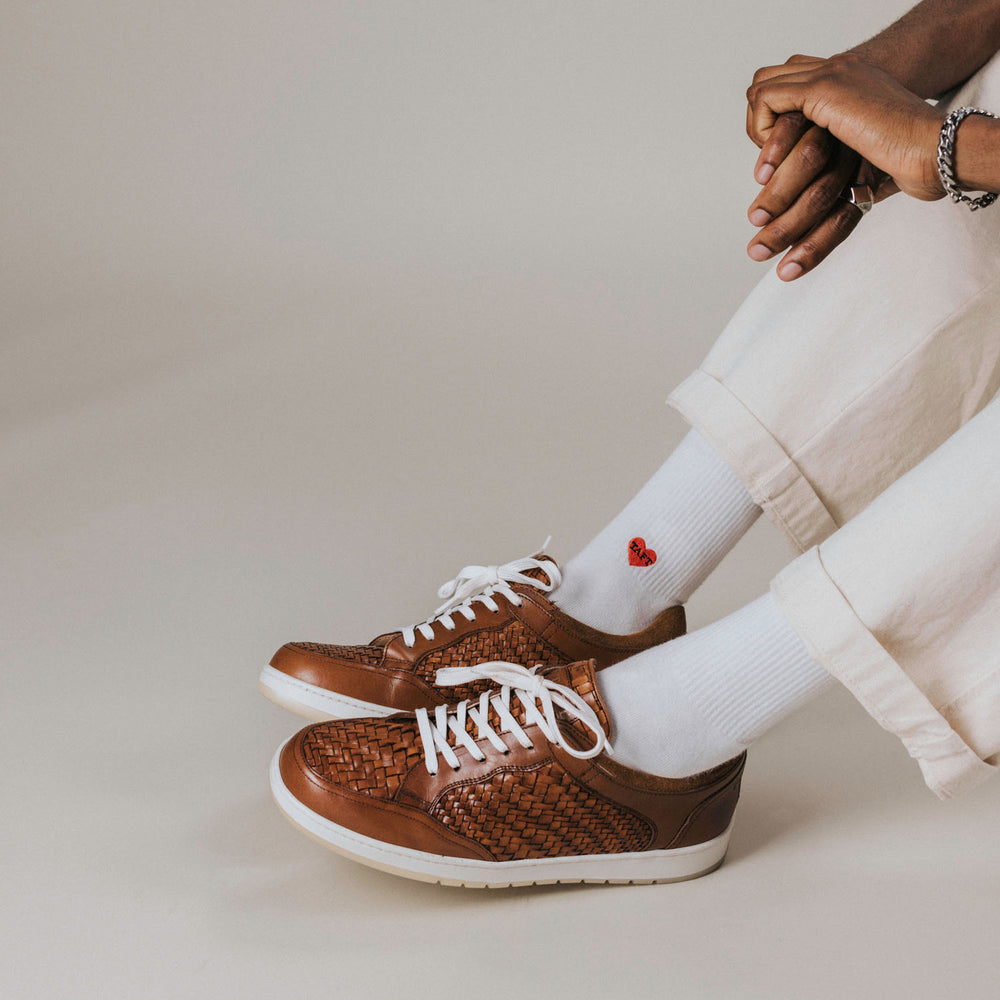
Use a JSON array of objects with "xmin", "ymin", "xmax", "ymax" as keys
[{"xmin": 850, "ymin": 0, "xmax": 1000, "ymax": 98}]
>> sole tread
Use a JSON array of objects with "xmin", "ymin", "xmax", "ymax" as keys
[{"xmin": 258, "ymin": 665, "xmax": 394, "ymax": 721}]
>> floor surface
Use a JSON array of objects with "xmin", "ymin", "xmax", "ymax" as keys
[{"xmin": 6, "ymin": 3, "xmax": 998, "ymax": 997}]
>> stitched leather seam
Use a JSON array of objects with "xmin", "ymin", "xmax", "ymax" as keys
[
  {"xmin": 588, "ymin": 753, "xmax": 745, "ymax": 798},
  {"xmin": 424, "ymin": 757, "xmax": 554, "ymax": 810},
  {"xmin": 285, "ymin": 653, "xmax": 434, "ymax": 697}
]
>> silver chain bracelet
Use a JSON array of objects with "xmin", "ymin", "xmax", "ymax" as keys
[{"xmin": 936, "ymin": 106, "xmax": 999, "ymax": 211}]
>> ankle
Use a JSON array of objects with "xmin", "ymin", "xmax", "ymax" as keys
[{"xmin": 554, "ymin": 565, "xmax": 677, "ymax": 634}]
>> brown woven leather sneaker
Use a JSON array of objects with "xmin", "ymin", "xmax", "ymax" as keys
[
  {"xmin": 260, "ymin": 551, "xmax": 685, "ymax": 720},
  {"xmin": 269, "ymin": 659, "xmax": 745, "ymax": 887}
]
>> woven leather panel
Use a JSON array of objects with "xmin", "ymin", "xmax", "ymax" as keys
[
  {"xmin": 299, "ymin": 718, "xmax": 423, "ymax": 799},
  {"xmin": 416, "ymin": 620, "xmax": 564, "ymax": 702},
  {"xmin": 290, "ymin": 642, "xmax": 385, "ymax": 667},
  {"xmin": 431, "ymin": 762, "xmax": 653, "ymax": 860}
]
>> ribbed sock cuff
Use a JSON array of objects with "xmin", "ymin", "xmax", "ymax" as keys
[
  {"xmin": 631, "ymin": 430, "xmax": 762, "ymax": 607},
  {"xmin": 678, "ymin": 592, "xmax": 834, "ymax": 747}
]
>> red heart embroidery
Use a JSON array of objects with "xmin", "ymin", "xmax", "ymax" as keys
[{"xmin": 628, "ymin": 537, "xmax": 657, "ymax": 567}]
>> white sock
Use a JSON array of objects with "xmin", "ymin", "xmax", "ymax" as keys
[
  {"xmin": 554, "ymin": 430, "xmax": 760, "ymax": 633},
  {"xmin": 599, "ymin": 592, "xmax": 834, "ymax": 777}
]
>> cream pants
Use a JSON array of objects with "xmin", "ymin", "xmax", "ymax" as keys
[{"xmin": 670, "ymin": 51, "xmax": 1000, "ymax": 799}]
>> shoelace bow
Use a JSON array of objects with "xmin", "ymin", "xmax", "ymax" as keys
[
  {"xmin": 414, "ymin": 661, "xmax": 609, "ymax": 776},
  {"xmin": 400, "ymin": 545, "xmax": 561, "ymax": 648}
]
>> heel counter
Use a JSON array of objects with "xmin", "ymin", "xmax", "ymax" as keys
[{"xmin": 667, "ymin": 756, "xmax": 745, "ymax": 849}]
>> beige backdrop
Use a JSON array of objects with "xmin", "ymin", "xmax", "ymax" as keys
[{"xmin": 5, "ymin": 2, "xmax": 999, "ymax": 998}]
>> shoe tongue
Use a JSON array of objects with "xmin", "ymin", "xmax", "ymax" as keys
[
  {"xmin": 447, "ymin": 660, "xmax": 610, "ymax": 749},
  {"xmin": 548, "ymin": 660, "xmax": 612, "ymax": 740},
  {"xmin": 521, "ymin": 553, "xmax": 559, "ymax": 589}
]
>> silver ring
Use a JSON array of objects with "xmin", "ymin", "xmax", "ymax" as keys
[{"xmin": 841, "ymin": 184, "xmax": 874, "ymax": 215}]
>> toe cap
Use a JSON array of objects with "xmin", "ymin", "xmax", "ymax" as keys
[
  {"xmin": 269, "ymin": 641, "xmax": 437, "ymax": 712},
  {"xmin": 277, "ymin": 723, "xmax": 491, "ymax": 860}
]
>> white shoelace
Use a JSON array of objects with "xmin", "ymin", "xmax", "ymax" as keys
[
  {"xmin": 399, "ymin": 546, "xmax": 561, "ymax": 648},
  {"xmin": 414, "ymin": 660, "xmax": 609, "ymax": 776}
]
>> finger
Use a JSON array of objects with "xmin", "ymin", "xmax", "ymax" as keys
[
  {"xmin": 751, "ymin": 112, "xmax": 810, "ymax": 180},
  {"xmin": 746, "ymin": 75, "xmax": 823, "ymax": 139},
  {"xmin": 855, "ymin": 160, "xmax": 898, "ymax": 203},
  {"xmin": 745, "ymin": 60, "xmax": 825, "ymax": 147},
  {"xmin": 774, "ymin": 200, "xmax": 864, "ymax": 280},
  {"xmin": 748, "ymin": 142, "xmax": 858, "ymax": 255},
  {"xmin": 747, "ymin": 58, "xmax": 827, "ymax": 141},
  {"xmin": 749, "ymin": 56, "xmax": 825, "ymax": 87},
  {"xmin": 751, "ymin": 124, "xmax": 834, "ymax": 212},
  {"xmin": 747, "ymin": 80, "xmax": 810, "ymax": 142}
]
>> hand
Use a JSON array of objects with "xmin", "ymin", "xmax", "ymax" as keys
[
  {"xmin": 747, "ymin": 118, "xmax": 899, "ymax": 279},
  {"xmin": 747, "ymin": 115, "xmax": 859, "ymax": 279},
  {"xmin": 746, "ymin": 52, "xmax": 945, "ymax": 201}
]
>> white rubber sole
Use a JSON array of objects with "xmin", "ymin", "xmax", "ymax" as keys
[
  {"xmin": 258, "ymin": 665, "xmax": 395, "ymax": 721},
  {"xmin": 269, "ymin": 744, "xmax": 733, "ymax": 888}
]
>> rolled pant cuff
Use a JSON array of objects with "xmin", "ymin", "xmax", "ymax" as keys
[
  {"xmin": 669, "ymin": 369, "xmax": 838, "ymax": 553},
  {"xmin": 771, "ymin": 547, "xmax": 998, "ymax": 799}
]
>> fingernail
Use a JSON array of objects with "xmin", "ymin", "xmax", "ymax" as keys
[
  {"xmin": 755, "ymin": 163, "xmax": 775, "ymax": 184},
  {"xmin": 748, "ymin": 243, "xmax": 774, "ymax": 262},
  {"xmin": 749, "ymin": 208, "xmax": 771, "ymax": 227},
  {"xmin": 778, "ymin": 261, "xmax": 804, "ymax": 280}
]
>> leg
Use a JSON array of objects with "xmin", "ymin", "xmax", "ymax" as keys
[
  {"xmin": 602, "ymin": 394, "xmax": 1000, "ymax": 795},
  {"xmin": 603, "ymin": 591, "xmax": 833, "ymax": 776},
  {"xmin": 772, "ymin": 393, "xmax": 1000, "ymax": 797},
  {"xmin": 553, "ymin": 429, "xmax": 760, "ymax": 633}
]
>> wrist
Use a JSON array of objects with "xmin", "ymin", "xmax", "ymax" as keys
[
  {"xmin": 920, "ymin": 111, "xmax": 949, "ymax": 199},
  {"xmin": 952, "ymin": 114, "xmax": 1000, "ymax": 193},
  {"xmin": 846, "ymin": 41, "xmax": 936, "ymax": 97}
]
